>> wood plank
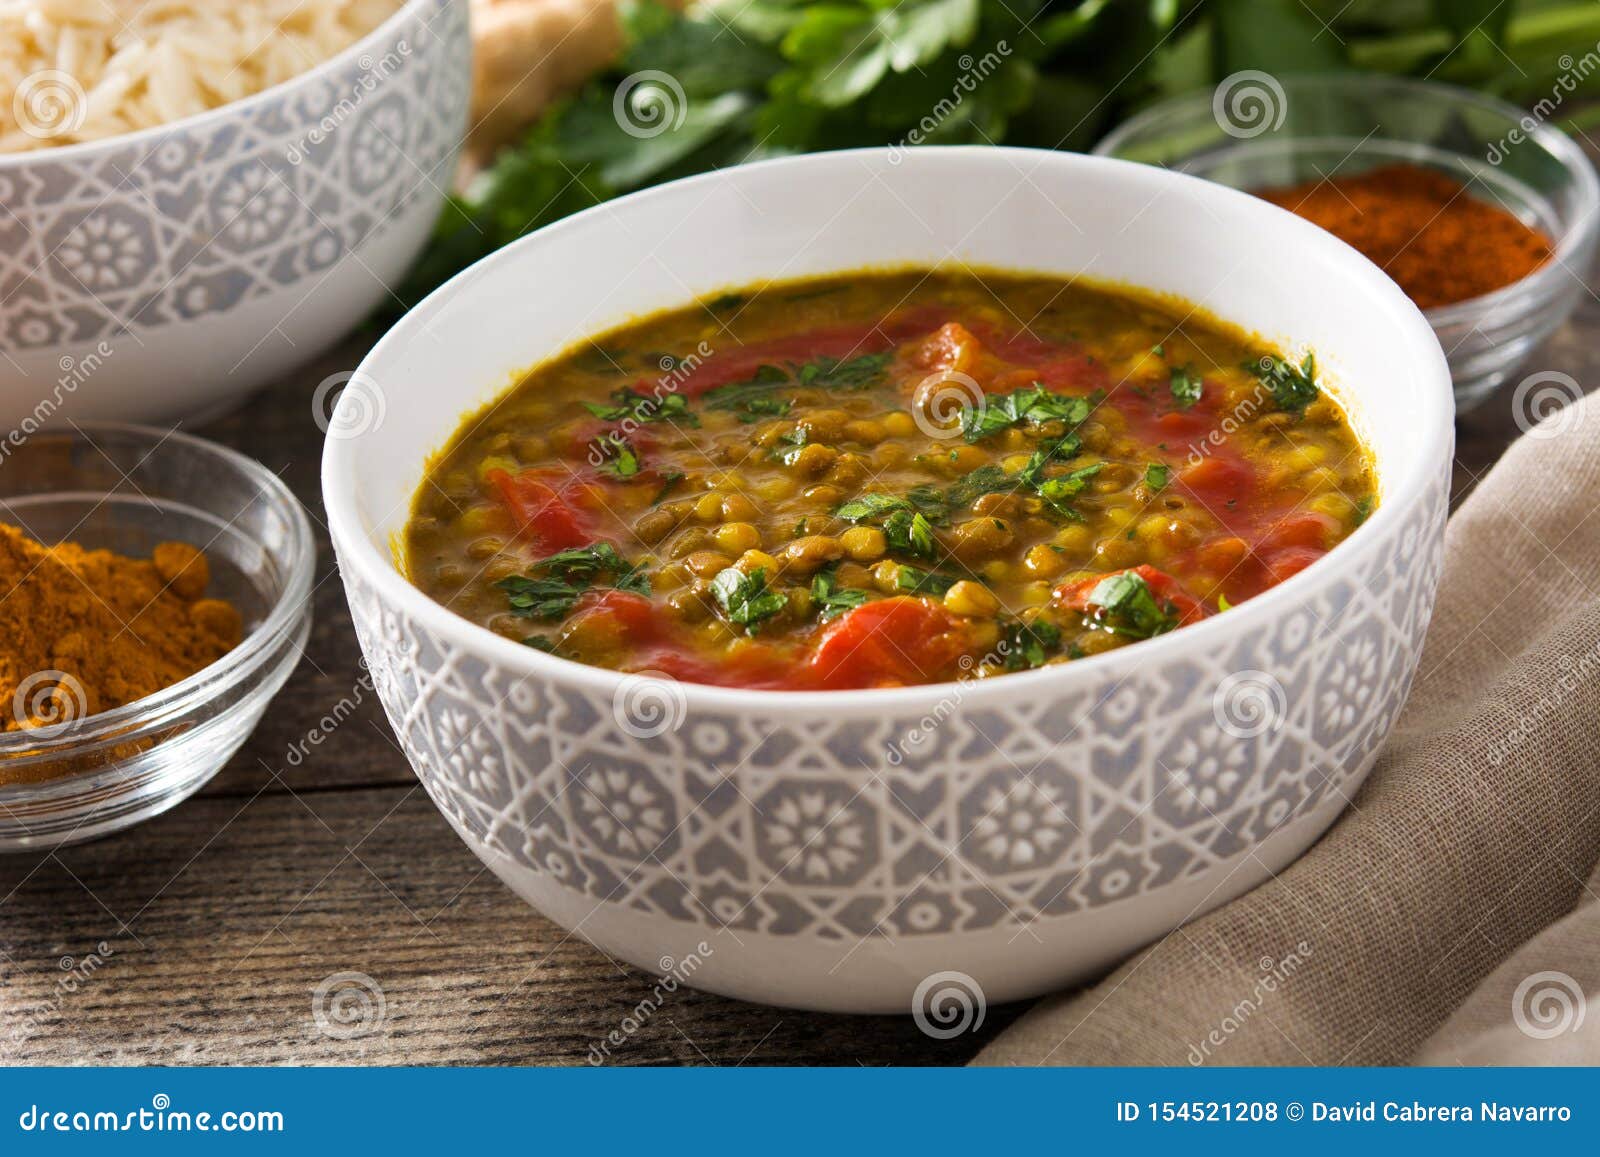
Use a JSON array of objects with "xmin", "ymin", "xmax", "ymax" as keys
[{"xmin": 0, "ymin": 786, "xmax": 1019, "ymax": 1064}]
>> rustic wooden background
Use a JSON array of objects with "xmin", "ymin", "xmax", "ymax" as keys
[{"xmin": 1, "ymin": 259, "xmax": 1595, "ymax": 1067}]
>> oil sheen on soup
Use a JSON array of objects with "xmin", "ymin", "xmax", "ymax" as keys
[{"xmin": 405, "ymin": 270, "xmax": 1376, "ymax": 691}]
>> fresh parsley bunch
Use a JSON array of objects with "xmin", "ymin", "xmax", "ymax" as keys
[{"xmin": 393, "ymin": 0, "xmax": 1600, "ymax": 310}]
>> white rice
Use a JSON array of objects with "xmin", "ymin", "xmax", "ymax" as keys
[{"xmin": 0, "ymin": 0, "xmax": 404, "ymax": 153}]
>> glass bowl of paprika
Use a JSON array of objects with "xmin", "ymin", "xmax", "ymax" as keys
[
  {"xmin": 0, "ymin": 423, "xmax": 315, "ymax": 850},
  {"xmin": 1095, "ymin": 73, "xmax": 1600, "ymax": 412}
]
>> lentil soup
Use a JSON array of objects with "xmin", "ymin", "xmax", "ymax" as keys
[{"xmin": 405, "ymin": 270, "xmax": 1376, "ymax": 691}]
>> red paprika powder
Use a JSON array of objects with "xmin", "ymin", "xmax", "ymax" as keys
[{"xmin": 1255, "ymin": 163, "xmax": 1553, "ymax": 311}]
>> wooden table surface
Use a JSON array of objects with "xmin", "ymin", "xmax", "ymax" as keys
[{"xmin": 2, "ymin": 274, "xmax": 1595, "ymax": 1067}]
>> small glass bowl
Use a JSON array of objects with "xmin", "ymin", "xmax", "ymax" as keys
[
  {"xmin": 1094, "ymin": 74, "xmax": 1600, "ymax": 412},
  {"xmin": 0, "ymin": 424, "xmax": 314, "ymax": 850}
]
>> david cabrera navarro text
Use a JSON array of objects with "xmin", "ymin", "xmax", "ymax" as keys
[{"xmin": 1311, "ymin": 1102, "xmax": 1571, "ymax": 1123}]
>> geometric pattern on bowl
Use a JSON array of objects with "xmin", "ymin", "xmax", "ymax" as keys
[
  {"xmin": 0, "ymin": 0, "xmax": 466, "ymax": 353},
  {"xmin": 340, "ymin": 459, "xmax": 1447, "ymax": 940}
]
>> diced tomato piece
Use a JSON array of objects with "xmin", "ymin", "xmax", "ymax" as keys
[
  {"xmin": 585, "ymin": 589, "xmax": 658, "ymax": 637},
  {"xmin": 557, "ymin": 590, "xmax": 661, "ymax": 659},
  {"xmin": 909, "ymin": 322, "xmax": 985, "ymax": 375},
  {"xmin": 808, "ymin": 597, "xmax": 976, "ymax": 689},
  {"xmin": 1154, "ymin": 409, "xmax": 1211, "ymax": 439},
  {"xmin": 1196, "ymin": 535, "xmax": 1250, "ymax": 574},
  {"xmin": 486, "ymin": 468, "xmax": 595, "ymax": 555},
  {"xmin": 1260, "ymin": 545, "xmax": 1326, "ymax": 585},
  {"xmin": 1178, "ymin": 456, "xmax": 1254, "ymax": 507},
  {"xmin": 644, "ymin": 643, "xmax": 798, "ymax": 690},
  {"xmin": 1054, "ymin": 564, "xmax": 1210, "ymax": 626},
  {"xmin": 1260, "ymin": 512, "xmax": 1338, "ymax": 552}
]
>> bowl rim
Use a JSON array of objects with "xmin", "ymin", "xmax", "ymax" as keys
[
  {"xmin": 0, "ymin": 421, "xmax": 316, "ymax": 765},
  {"xmin": 322, "ymin": 144, "xmax": 1454, "ymax": 717},
  {"xmin": 0, "ymin": 0, "xmax": 443, "ymax": 172},
  {"xmin": 1092, "ymin": 72, "xmax": 1600, "ymax": 328}
]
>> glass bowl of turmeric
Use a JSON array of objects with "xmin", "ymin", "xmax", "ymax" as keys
[
  {"xmin": 1095, "ymin": 74, "xmax": 1600, "ymax": 412},
  {"xmin": 0, "ymin": 423, "xmax": 314, "ymax": 849}
]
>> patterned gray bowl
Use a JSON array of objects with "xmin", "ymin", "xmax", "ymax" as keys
[
  {"xmin": 323, "ymin": 147, "xmax": 1454, "ymax": 1014},
  {"xmin": 0, "ymin": 0, "xmax": 468, "ymax": 429}
]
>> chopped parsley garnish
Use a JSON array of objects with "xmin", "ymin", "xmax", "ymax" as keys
[
  {"xmin": 1353, "ymin": 495, "xmax": 1374, "ymax": 526},
  {"xmin": 811, "ymin": 566, "xmax": 873, "ymax": 622},
  {"xmin": 1145, "ymin": 463, "xmax": 1169, "ymax": 492},
  {"xmin": 739, "ymin": 396, "xmax": 792, "ymax": 422},
  {"xmin": 702, "ymin": 351, "xmax": 890, "ymax": 417},
  {"xmin": 650, "ymin": 471, "xmax": 685, "ymax": 504},
  {"xmin": 1037, "ymin": 463, "xmax": 1103, "ymax": 520},
  {"xmin": 1084, "ymin": 571, "xmax": 1179, "ymax": 640},
  {"xmin": 1250, "ymin": 353, "xmax": 1320, "ymax": 413},
  {"xmin": 893, "ymin": 565, "xmax": 960, "ymax": 596},
  {"xmin": 608, "ymin": 443, "xmax": 642, "ymax": 477},
  {"xmin": 498, "ymin": 543, "xmax": 651, "ymax": 621},
  {"xmin": 521, "ymin": 635, "xmax": 558, "ymax": 653},
  {"xmin": 583, "ymin": 387, "xmax": 698, "ymax": 427},
  {"xmin": 883, "ymin": 509, "xmax": 936, "ymax": 560},
  {"xmin": 1169, "ymin": 365, "xmax": 1202, "ymax": 409},
  {"xmin": 702, "ymin": 364, "xmax": 790, "ymax": 415},
  {"xmin": 499, "ymin": 575, "xmax": 589, "ymax": 621},
  {"xmin": 710, "ymin": 566, "xmax": 787, "ymax": 633},
  {"xmin": 1216, "ymin": 594, "xmax": 1233, "ymax": 613},
  {"xmin": 797, "ymin": 350, "xmax": 891, "ymax": 390},
  {"xmin": 999, "ymin": 617, "xmax": 1063, "ymax": 671},
  {"xmin": 834, "ymin": 494, "xmax": 936, "ymax": 560},
  {"xmin": 834, "ymin": 493, "xmax": 914, "ymax": 522},
  {"xmin": 962, "ymin": 384, "xmax": 1091, "ymax": 443},
  {"xmin": 1017, "ymin": 433, "xmax": 1083, "ymax": 490},
  {"xmin": 775, "ymin": 426, "xmax": 810, "ymax": 465},
  {"xmin": 939, "ymin": 465, "xmax": 1011, "ymax": 513}
]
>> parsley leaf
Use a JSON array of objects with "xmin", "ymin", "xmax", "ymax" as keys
[
  {"xmin": 883, "ymin": 509, "xmax": 937, "ymax": 559},
  {"xmin": 834, "ymin": 493, "xmax": 914, "ymax": 522},
  {"xmin": 532, "ymin": 543, "xmax": 628, "ymax": 576},
  {"xmin": 1084, "ymin": 571, "xmax": 1179, "ymax": 640},
  {"xmin": 939, "ymin": 464, "xmax": 1011, "ymax": 514},
  {"xmin": 1353, "ymin": 494, "xmax": 1374, "ymax": 526},
  {"xmin": 702, "ymin": 364, "xmax": 792, "ymax": 415},
  {"xmin": 609, "ymin": 443, "xmax": 642, "ymax": 477},
  {"xmin": 835, "ymin": 494, "xmax": 936, "ymax": 559},
  {"xmin": 739, "ymin": 396, "xmax": 792, "ymax": 422},
  {"xmin": 711, "ymin": 566, "xmax": 787, "ymax": 633},
  {"xmin": 797, "ymin": 350, "xmax": 891, "ymax": 390},
  {"xmin": 1037, "ymin": 463, "xmax": 1103, "ymax": 520},
  {"xmin": 498, "ymin": 575, "xmax": 588, "ymax": 621},
  {"xmin": 811, "ymin": 565, "xmax": 873, "ymax": 622},
  {"xmin": 497, "ymin": 543, "xmax": 653, "ymax": 621},
  {"xmin": 893, "ymin": 564, "xmax": 959, "ymax": 596},
  {"xmin": 999, "ymin": 617, "xmax": 1063, "ymax": 671},
  {"xmin": 1017, "ymin": 433, "xmax": 1082, "ymax": 489},
  {"xmin": 583, "ymin": 387, "xmax": 698, "ymax": 427},
  {"xmin": 705, "ymin": 351, "xmax": 890, "ymax": 423},
  {"xmin": 1169, "ymin": 365, "xmax": 1202, "ymax": 409},
  {"xmin": 1145, "ymin": 463, "xmax": 1169, "ymax": 491},
  {"xmin": 1249, "ymin": 353, "xmax": 1320, "ymax": 413},
  {"xmin": 962, "ymin": 384, "xmax": 1090, "ymax": 443}
]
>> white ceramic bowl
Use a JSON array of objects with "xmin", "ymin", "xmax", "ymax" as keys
[
  {"xmin": 0, "ymin": 0, "xmax": 468, "ymax": 428},
  {"xmin": 324, "ymin": 147, "xmax": 1453, "ymax": 1013}
]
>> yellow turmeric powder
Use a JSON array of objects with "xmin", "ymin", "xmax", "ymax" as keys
[{"xmin": 0, "ymin": 523, "xmax": 243, "ymax": 734}]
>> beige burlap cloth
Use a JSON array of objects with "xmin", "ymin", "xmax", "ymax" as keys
[{"xmin": 975, "ymin": 392, "xmax": 1600, "ymax": 1066}]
